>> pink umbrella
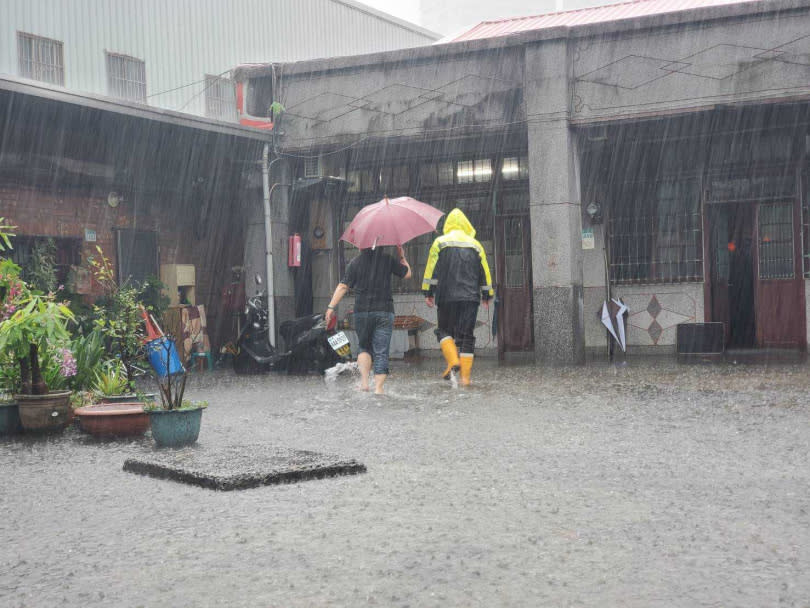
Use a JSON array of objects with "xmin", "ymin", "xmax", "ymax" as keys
[{"xmin": 340, "ymin": 196, "xmax": 444, "ymax": 249}]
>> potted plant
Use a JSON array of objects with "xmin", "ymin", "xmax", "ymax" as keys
[
  {"xmin": 144, "ymin": 339, "xmax": 205, "ymax": 447},
  {"xmin": 0, "ymin": 224, "xmax": 21, "ymax": 434},
  {"xmin": 68, "ymin": 359, "xmax": 153, "ymax": 438},
  {"xmin": 0, "ymin": 291, "xmax": 75, "ymax": 432},
  {"xmin": 91, "ymin": 359, "xmax": 135, "ymax": 402},
  {"xmin": 0, "ymin": 351, "xmax": 20, "ymax": 435}
]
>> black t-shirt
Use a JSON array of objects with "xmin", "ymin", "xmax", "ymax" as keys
[{"xmin": 341, "ymin": 249, "xmax": 408, "ymax": 313}]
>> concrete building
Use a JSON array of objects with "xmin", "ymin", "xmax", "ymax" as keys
[
  {"xmin": 235, "ymin": 0, "xmax": 810, "ymax": 363},
  {"xmin": 0, "ymin": 0, "xmax": 438, "ymax": 120},
  {"xmin": 0, "ymin": 2, "xmax": 438, "ymax": 356}
]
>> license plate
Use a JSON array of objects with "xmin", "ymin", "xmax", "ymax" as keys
[{"xmin": 327, "ymin": 331, "xmax": 351, "ymax": 357}]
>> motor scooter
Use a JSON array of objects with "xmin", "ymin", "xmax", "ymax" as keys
[{"xmin": 233, "ymin": 275, "xmax": 351, "ymax": 375}]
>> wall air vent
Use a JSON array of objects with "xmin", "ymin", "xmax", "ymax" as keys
[{"xmin": 303, "ymin": 156, "xmax": 321, "ymax": 178}]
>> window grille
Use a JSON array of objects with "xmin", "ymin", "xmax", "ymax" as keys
[
  {"xmin": 758, "ymin": 202, "xmax": 794, "ymax": 279},
  {"xmin": 204, "ymin": 75, "xmax": 237, "ymax": 122},
  {"xmin": 10, "ymin": 236, "xmax": 80, "ymax": 286},
  {"xmin": 608, "ymin": 178, "xmax": 703, "ymax": 284},
  {"xmin": 106, "ymin": 53, "xmax": 146, "ymax": 102},
  {"xmin": 503, "ymin": 216, "xmax": 527, "ymax": 288},
  {"xmin": 17, "ymin": 33, "xmax": 64, "ymax": 85},
  {"xmin": 303, "ymin": 156, "xmax": 320, "ymax": 178}
]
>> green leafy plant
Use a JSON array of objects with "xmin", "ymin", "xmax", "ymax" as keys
[
  {"xmin": 91, "ymin": 359, "xmax": 132, "ymax": 397},
  {"xmin": 88, "ymin": 246, "xmax": 145, "ymax": 383},
  {"xmin": 0, "ymin": 292, "xmax": 75, "ymax": 395},
  {"xmin": 23, "ymin": 238, "xmax": 58, "ymax": 294},
  {"xmin": 40, "ymin": 345, "xmax": 78, "ymax": 392},
  {"xmin": 139, "ymin": 275, "xmax": 170, "ymax": 325},
  {"xmin": 67, "ymin": 329, "xmax": 106, "ymax": 391},
  {"xmin": 0, "ymin": 218, "xmax": 15, "ymax": 252},
  {"xmin": 143, "ymin": 398, "xmax": 206, "ymax": 412},
  {"xmin": 0, "ymin": 351, "xmax": 20, "ymax": 398}
]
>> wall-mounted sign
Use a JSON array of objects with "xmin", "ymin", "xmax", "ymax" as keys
[
  {"xmin": 581, "ymin": 227, "xmax": 595, "ymax": 250},
  {"xmin": 84, "ymin": 228, "xmax": 97, "ymax": 242}
]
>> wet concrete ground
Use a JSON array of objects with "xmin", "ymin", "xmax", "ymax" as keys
[{"xmin": 2, "ymin": 357, "xmax": 810, "ymax": 607}]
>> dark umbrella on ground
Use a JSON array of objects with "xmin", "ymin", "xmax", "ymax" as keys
[{"xmin": 340, "ymin": 196, "xmax": 444, "ymax": 248}]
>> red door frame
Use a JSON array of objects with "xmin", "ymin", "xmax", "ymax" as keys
[{"xmin": 703, "ymin": 172, "xmax": 806, "ymax": 350}]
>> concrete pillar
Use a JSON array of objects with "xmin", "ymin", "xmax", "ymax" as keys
[
  {"xmin": 270, "ymin": 160, "xmax": 295, "ymax": 329},
  {"xmin": 525, "ymin": 39, "xmax": 585, "ymax": 365},
  {"xmin": 243, "ymin": 157, "xmax": 294, "ymax": 341}
]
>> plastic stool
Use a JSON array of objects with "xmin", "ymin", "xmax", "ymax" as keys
[{"xmin": 190, "ymin": 351, "xmax": 214, "ymax": 372}]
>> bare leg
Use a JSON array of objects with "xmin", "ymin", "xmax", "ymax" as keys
[
  {"xmin": 357, "ymin": 352, "xmax": 371, "ymax": 391},
  {"xmin": 374, "ymin": 373, "xmax": 387, "ymax": 395}
]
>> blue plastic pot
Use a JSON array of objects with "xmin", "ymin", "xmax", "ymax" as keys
[
  {"xmin": 0, "ymin": 401, "xmax": 20, "ymax": 435},
  {"xmin": 146, "ymin": 336, "xmax": 185, "ymax": 378},
  {"xmin": 148, "ymin": 406, "xmax": 203, "ymax": 447}
]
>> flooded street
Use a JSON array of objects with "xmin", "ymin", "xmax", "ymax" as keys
[{"xmin": 1, "ymin": 359, "xmax": 809, "ymax": 607}]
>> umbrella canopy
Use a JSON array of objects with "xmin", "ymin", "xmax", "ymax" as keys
[{"xmin": 340, "ymin": 196, "xmax": 444, "ymax": 249}]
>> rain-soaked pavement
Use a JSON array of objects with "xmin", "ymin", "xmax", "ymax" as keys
[{"xmin": 2, "ymin": 357, "xmax": 810, "ymax": 607}]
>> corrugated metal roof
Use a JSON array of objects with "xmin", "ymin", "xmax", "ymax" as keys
[{"xmin": 449, "ymin": 0, "xmax": 764, "ymax": 42}]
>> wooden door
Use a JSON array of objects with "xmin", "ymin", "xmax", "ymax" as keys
[
  {"xmin": 755, "ymin": 200, "xmax": 806, "ymax": 349},
  {"xmin": 495, "ymin": 215, "xmax": 533, "ymax": 354}
]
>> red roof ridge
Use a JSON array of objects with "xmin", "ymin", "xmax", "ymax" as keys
[
  {"xmin": 449, "ymin": 0, "xmax": 764, "ymax": 42},
  {"xmin": 474, "ymin": 0, "xmax": 659, "ymax": 26}
]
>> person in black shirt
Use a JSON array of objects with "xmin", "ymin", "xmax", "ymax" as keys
[{"xmin": 325, "ymin": 245, "xmax": 411, "ymax": 394}]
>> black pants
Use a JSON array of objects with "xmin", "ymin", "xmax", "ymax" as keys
[{"xmin": 435, "ymin": 301, "xmax": 478, "ymax": 353}]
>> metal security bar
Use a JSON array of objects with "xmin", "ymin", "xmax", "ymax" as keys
[
  {"xmin": 17, "ymin": 32, "xmax": 64, "ymax": 86},
  {"xmin": 204, "ymin": 75, "xmax": 237, "ymax": 122},
  {"xmin": 106, "ymin": 53, "xmax": 146, "ymax": 102},
  {"xmin": 608, "ymin": 179, "xmax": 703, "ymax": 284},
  {"xmin": 758, "ymin": 202, "xmax": 794, "ymax": 280}
]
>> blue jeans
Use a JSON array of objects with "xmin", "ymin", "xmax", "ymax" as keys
[{"xmin": 354, "ymin": 311, "xmax": 394, "ymax": 375}]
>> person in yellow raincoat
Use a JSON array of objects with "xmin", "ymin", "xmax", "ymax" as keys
[{"xmin": 422, "ymin": 208, "xmax": 494, "ymax": 386}]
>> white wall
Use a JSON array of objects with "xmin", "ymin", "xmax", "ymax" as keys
[{"xmin": 0, "ymin": 0, "xmax": 437, "ymax": 117}]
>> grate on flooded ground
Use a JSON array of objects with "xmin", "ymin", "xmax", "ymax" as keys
[{"xmin": 123, "ymin": 444, "xmax": 366, "ymax": 491}]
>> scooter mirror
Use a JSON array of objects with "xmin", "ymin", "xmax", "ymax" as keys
[{"xmin": 255, "ymin": 274, "xmax": 262, "ymax": 285}]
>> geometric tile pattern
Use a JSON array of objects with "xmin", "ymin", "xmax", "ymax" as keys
[{"xmin": 626, "ymin": 292, "xmax": 696, "ymax": 346}]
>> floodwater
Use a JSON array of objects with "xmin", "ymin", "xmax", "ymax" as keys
[{"xmin": 2, "ymin": 357, "xmax": 810, "ymax": 607}]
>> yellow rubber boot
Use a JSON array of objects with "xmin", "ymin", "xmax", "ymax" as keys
[
  {"xmin": 440, "ymin": 336, "xmax": 460, "ymax": 380},
  {"xmin": 459, "ymin": 353, "xmax": 474, "ymax": 386}
]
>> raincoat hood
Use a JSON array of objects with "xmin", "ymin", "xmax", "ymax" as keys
[{"xmin": 443, "ymin": 208, "xmax": 476, "ymax": 238}]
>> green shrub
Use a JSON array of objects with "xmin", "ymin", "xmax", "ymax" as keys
[{"xmin": 91, "ymin": 359, "xmax": 132, "ymax": 396}]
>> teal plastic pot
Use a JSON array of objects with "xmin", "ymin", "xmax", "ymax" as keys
[
  {"xmin": 148, "ymin": 407, "xmax": 203, "ymax": 447},
  {"xmin": 0, "ymin": 401, "xmax": 21, "ymax": 435}
]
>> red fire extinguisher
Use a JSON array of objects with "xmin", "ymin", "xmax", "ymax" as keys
[{"xmin": 288, "ymin": 233, "xmax": 302, "ymax": 267}]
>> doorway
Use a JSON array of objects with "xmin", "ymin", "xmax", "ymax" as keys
[
  {"xmin": 707, "ymin": 199, "xmax": 805, "ymax": 349},
  {"xmin": 708, "ymin": 204, "xmax": 755, "ymax": 347},
  {"xmin": 495, "ymin": 214, "xmax": 533, "ymax": 355}
]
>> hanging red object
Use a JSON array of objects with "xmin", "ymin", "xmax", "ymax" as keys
[
  {"xmin": 288, "ymin": 233, "xmax": 302, "ymax": 267},
  {"xmin": 140, "ymin": 306, "xmax": 163, "ymax": 341}
]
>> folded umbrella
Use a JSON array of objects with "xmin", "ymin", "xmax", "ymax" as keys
[{"xmin": 340, "ymin": 196, "xmax": 444, "ymax": 249}]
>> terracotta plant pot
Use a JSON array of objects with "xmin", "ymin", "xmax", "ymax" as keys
[
  {"xmin": 0, "ymin": 401, "xmax": 21, "ymax": 435},
  {"xmin": 74, "ymin": 403, "xmax": 150, "ymax": 438},
  {"xmin": 148, "ymin": 406, "xmax": 204, "ymax": 448},
  {"xmin": 15, "ymin": 391, "xmax": 72, "ymax": 432}
]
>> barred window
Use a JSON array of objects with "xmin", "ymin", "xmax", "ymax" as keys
[
  {"xmin": 106, "ymin": 53, "xmax": 146, "ymax": 102},
  {"xmin": 17, "ymin": 32, "xmax": 64, "ymax": 86},
  {"xmin": 609, "ymin": 178, "xmax": 703, "ymax": 283},
  {"xmin": 759, "ymin": 202, "xmax": 794, "ymax": 280},
  {"xmin": 204, "ymin": 75, "xmax": 237, "ymax": 122}
]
